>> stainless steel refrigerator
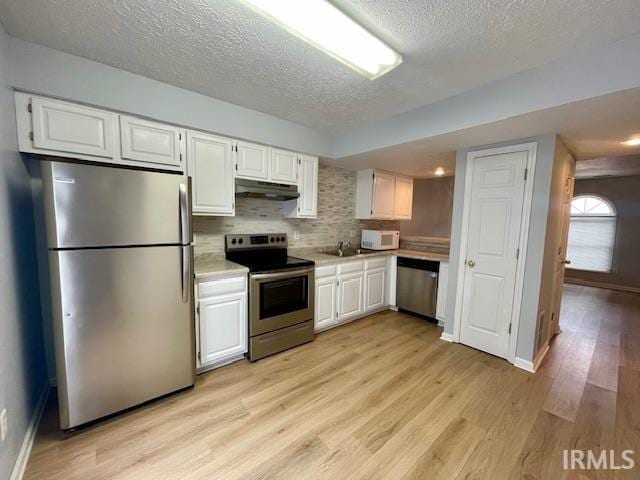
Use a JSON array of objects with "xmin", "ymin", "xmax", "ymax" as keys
[{"xmin": 40, "ymin": 161, "xmax": 195, "ymax": 429}]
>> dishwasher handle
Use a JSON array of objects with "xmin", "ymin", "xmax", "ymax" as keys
[{"xmin": 396, "ymin": 257, "xmax": 440, "ymax": 273}]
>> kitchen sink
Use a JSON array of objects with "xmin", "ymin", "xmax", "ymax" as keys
[{"xmin": 326, "ymin": 249, "xmax": 375, "ymax": 257}]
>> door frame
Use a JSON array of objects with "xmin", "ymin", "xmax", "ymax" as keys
[{"xmin": 451, "ymin": 142, "xmax": 538, "ymax": 363}]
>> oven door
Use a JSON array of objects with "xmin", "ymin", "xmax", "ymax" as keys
[{"xmin": 249, "ymin": 267, "xmax": 314, "ymax": 336}]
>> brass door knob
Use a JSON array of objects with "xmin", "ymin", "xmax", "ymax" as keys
[
  {"xmin": 467, "ymin": 260, "xmax": 476, "ymax": 267},
  {"xmin": 562, "ymin": 259, "xmax": 571, "ymax": 265}
]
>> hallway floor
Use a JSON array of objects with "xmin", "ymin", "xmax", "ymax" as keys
[{"xmin": 23, "ymin": 285, "xmax": 640, "ymax": 479}]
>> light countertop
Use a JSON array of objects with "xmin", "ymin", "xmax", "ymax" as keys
[
  {"xmin": 194, "ymin": 256, "xmax": 248, "ymax": 281},
  {"xmin": 291, "ymin": 249, "xmax": 449, "ymax": 265},
  {"xmin": 194, "ymin": 249, "xmax": 449, "ymax": 280}
]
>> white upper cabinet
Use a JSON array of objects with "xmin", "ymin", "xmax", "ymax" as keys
[
  {"xmin": 236, "ymin": 141, "xmax": 269, "ymax": 180},
  {"xmin": 186, "ymin": 131, "xmax": 235, "ymax": 216},
  {"xmin": 28, "ymin": 95, "xmax": 117, "ymax": 159},
  {"xmin": 120, "ymin": 115, "xmax": 183, "ymax": 170},
  {"xmin": 394, "ymin": 175, "xmax": 414, "ymax": 220},
  {"xmin": 356, "ymin": 168, "xmax": 413, "ymax": 220},
  {"xmin": 283, "ymin": 154, "xmax": 318, "ymax": 219},
  {"xmin": 372, "ymin": 171, "xmax": 396, "ymax": 219},
  {"xmin": 270, "ymin": 148, "xmax": 298, "ymax": 185}
]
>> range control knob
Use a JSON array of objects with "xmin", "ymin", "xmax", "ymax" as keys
[
  {"xmin": 270, "ymin": 237, "xmax": 275, "ymax": 242},
  {"xmin": 231, "ymin": 238, "xmax": 237, "ymax": 245},
  {"xmin": 280, "ymin": 236, "xmax": 286, "ymax": 242},
  {"xmin": 238, "ymin": 238, "xmax": 243, "ymax": 245}
]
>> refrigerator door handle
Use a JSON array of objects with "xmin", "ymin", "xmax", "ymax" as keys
[
  {"xmin": 181, "ymin": 245, "xmax": 191, "ymax": 303},
  {"xmin": 179, "ymin": 182, "xmax": 189, "ymax": 245}
]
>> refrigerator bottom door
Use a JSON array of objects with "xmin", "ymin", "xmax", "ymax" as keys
[{"xmin": 49, "ymin": 245, "xmax": 195, "ymax": 429}]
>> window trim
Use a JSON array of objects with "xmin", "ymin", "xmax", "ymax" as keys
[{"xmin": 567, "ymin": 193, "xmax": 617, "ymax": 273}]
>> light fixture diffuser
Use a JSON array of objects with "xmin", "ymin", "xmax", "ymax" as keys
[
  {"xmin": 434, "ymin": 167, "xmax": 445, "ymax": 176},
  {"xmin": 622, "ymin": 136, "xmax": 640, "ymax": 146},
  {"xmin": 240, "ymin": 0, "xmax": 402, "ymax": 79}
]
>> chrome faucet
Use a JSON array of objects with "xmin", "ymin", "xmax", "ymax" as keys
[{"xmin": 337, "ymin": 240, "xmax": 344, "ymax": 256}]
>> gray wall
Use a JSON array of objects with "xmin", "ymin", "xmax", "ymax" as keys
[
  {"xmin": 445, "ymin": 135, "xmax": 558, "ymax": 363},
  {"xmin": 7, "ymin": 36, "xmax": 334, "ymax": 158},
  {"xmin": 565, "ymin": 174, "xmax": 640, "ymax": 290},
  {"xmin": 400, "ymin": 176, "xmax": 454, "ymax": 239},
  {"xmin": 0, "ymin": 25, "xmax": 47, "ymax": 479},
  {"xmin": 534, "ymin": 139, "xmax": 576, "ymax": 352}
]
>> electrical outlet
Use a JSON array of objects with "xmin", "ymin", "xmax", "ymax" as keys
[
  {"xmin": 0, "ymin": 408, "xmax": 7, "ymax": 442},
  {"xmin": 350, "ymin": 230, "xmax": 356, "ymax": 238},
  {"xmin": 293, "ymin": 230, "xmax": 300, "ymax": 240}
]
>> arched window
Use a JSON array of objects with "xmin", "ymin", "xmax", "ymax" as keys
[{"xmin": 566, "ymin": 194, "xmax": 616, "ymax": 272}]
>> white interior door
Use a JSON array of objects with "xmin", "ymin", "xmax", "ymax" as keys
[
  {"xmin": 550, "ymin": 176, "xmax": 575, "ymax": 336},
  {"xmin": 459, "ymin": 149, "xmax": 529, "ymax": 359}
]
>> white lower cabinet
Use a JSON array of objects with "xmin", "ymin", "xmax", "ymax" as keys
[
  {"xmin": 435, "ymin": 261, "xmax": 449, "ymax": 322},
  {"xmin": 315, "ymin": 258, "xmax": 390, "ymax": 332},
  {"xmin": 197, "ymin": 275, "xmax": 247, "ymax": 370},
  {"xmin": 315, "ymin": 275, "xmax": 337, "ymax": 331},
  {"xmin": 338, "ymin": 271, "xmax": 364, "ymax": 322},
  {"xmin": 364, "ymin": 268, "xmax": 386, "ymax": 312}
]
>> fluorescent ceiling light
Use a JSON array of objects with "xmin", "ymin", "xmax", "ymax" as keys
[
  {"xmin": 434, "ymin": 167, "xmax": 445, "ymax": 176},
  {"xmin": 622, "ymin": 136, "xmax": 640, "ymax": 146},
  {"xmin": 240, "ymin": 0, "xmax": 402, "ymax": 79}
]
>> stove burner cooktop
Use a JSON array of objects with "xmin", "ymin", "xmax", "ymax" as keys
[{"xmin": 224, "ymin": 233, "xmax": 314, "ymax": 273}]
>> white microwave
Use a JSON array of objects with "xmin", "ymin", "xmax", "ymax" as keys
[{"xmin": 361, "ymin": 230, "xmax": 400, "ymax": 250}]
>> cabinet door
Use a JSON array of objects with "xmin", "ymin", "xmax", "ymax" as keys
[
  {"xmin": 270, "ymin": 148, "xmax": 298, "ymax": 184},
  {"xmin": 120, "ymin": 115, "xmax": 183, "ymax": 169},
  {"xmin": 435, "ymin": 262, "xmax": 449, "ymax": 322},
  {"xmin": 394, "ymin": 175, "xmax": 414, "ymax": 220},
  {"xmin": 199, "ymin": 291, "xmax": 247, "ymax": 366},
  {"xmin": 31, "ymin": 97, "xmax": 116, "ymax": 158},
  {"xmin": 365, "ymin": 268, "xmax": 386, "ymax": 312},
  {"xmin": 338, "ymin": 272, "xmax": 364, "ymax": 322},
  {"xmin": 315, "ymin": 276, "xmax": 337, "ymax": 331},
  {"xmin": 236, "ymin": 141, "xmax": 269, "ymax": 180},
  {"xmin": 372, "ymin": 171, "xmax": 396, "ymax": 219},
  {"xmin": 186, "ymin": 131, "xmax": 234, "ymax": 216},
  {"xmin": 298, "ymin": 154, "xmax": 318, "ymax": 217}
]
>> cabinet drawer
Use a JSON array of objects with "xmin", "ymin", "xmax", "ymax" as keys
[
  {"xmin": 338, "ymin": 261, "xmax": 364, "ymax": 275},
  {"xmin": 316, "ymin": 264, "xmax": 337, "ymax": 278},
  {"xmin": 365, "ymin": 257, "xmax": 387, "ymax": 270},
  {"xmin": 198, "ymin": 275, "xmax": 246, "ymax": 298}
]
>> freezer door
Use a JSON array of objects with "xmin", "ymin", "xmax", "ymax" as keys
[
  {"xmin": 42, "ymin": 161, "xmax": 192, "ymax": 248},
  {"xmin": 49, "ymin": 245, "xmax": 195, "ymax": 429}
]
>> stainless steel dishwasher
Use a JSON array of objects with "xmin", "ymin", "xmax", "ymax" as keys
[{"xmin": 396, "ymin": 257, "xmax": 439, "ymax": 318}]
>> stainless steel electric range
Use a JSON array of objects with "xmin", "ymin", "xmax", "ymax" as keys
[{"xmin": 225, "ymin": 233, "xmax": 315, "ymax": 361}]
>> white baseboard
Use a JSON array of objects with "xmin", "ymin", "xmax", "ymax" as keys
[
  {"xmin": 440, "ymin": 332, "xmax": 454, "ymax": 343},
  {"xmin": 513, "ymin": 343, "xmax": 550, "ymax": 374},
  {"xmin": 10, "ymin": 384, "xmax": 49, "ymax": 480},
  {"xmin": 564, "ymin": 278, "xmax": 640, "ymax": 294},
  {"xmin": 437, "ymin": 319, "xmax": 445, "ymax": 327}
]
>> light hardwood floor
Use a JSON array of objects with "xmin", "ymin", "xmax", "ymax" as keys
[{"xmin": 24, "ymin": 285, "xmax": 640, "ymax": 479}]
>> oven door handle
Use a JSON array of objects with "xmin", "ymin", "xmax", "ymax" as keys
[{"xmin": 251, "ymin": 267, "xmax": 314, "ymax": 281}]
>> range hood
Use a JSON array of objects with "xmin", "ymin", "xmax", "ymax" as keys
[{"xmin": 235, "ymin": 178, "xmax": 300, "ymax": 201}]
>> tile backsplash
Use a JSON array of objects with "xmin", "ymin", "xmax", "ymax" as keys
[{"xmin": 194, "ymin": 163, "xmax": 399, "ymax": 257}]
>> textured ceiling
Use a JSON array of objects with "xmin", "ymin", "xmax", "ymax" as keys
[
  {"xmin": 333, "ymin": 88, "xmax": 640, "ymax": 178},
  {"xmin": 1, "ymin": 0, "xmax": 640, "ymax": 133}
]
